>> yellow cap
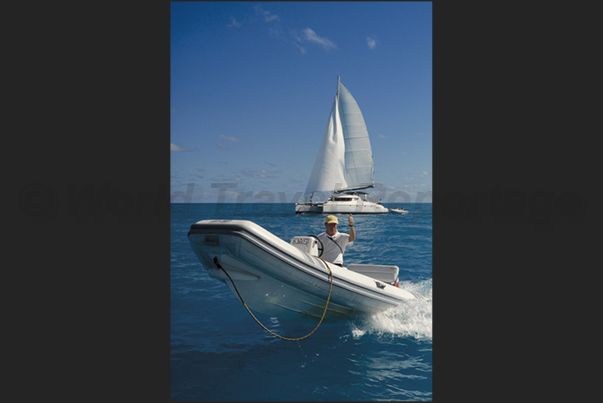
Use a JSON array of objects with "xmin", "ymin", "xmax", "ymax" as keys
[{"xmin": 325, "ymin": 215, "xmax": 338, "ymax": 224}]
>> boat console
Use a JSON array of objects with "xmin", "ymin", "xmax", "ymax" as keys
[{"xmin": 290, "ymin": 236, "xmax": 321, "ymax": 256}]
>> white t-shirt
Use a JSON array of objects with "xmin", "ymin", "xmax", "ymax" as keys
[{"xmin": 317, "ymin": 231, "xmax": 353, "ymax": 265}]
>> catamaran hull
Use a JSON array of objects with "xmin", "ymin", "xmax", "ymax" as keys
[
  {"xmin": 295, "ymin": 202, "xmax": 324, "ymax": 214},
  {"xmin": 295, "ymin": 201, "xmax": 389, "ymax": 214},
  {"xmin": 188, "ymin": 220, "xmax": 417, "ymax": 321},
  {"xmin": 322, "ymin": 200, "xmax": 388, "ymax": 214}
]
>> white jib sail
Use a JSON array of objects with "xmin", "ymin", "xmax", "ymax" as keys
[{"xmin": 303, "ymin": 90, "xmax": 347, "ymax": 201}]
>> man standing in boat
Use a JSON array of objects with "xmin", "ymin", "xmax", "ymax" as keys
[{"xmin": 317, "ymin": 214, "xmax": 355, "ymax": 267}]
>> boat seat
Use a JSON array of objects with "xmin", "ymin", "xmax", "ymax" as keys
[{"xmin": 346, "ymin": 264, "xmax": 399, "ymax": 284}]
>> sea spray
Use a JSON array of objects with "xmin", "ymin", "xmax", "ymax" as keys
[{"xmin": 350, "ymin": 279, "xmax": 432, "ymax": 341}]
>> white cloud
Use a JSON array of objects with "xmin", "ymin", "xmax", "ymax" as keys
[
  {"xmin": 366, "ymin": 36, "xmax": 377, "ymax": 49},
  {"xmin": 219, "ymin": 134, "xmax": 242, "ymax": 142},
  {"xmin": 227, "ymin": 17, "xmax": 241, "ymax": 28},
  {"xmin": 299, "ymin": 28, "xmax": 337, "ymax": 50},
  {"xmin": 217, "ymin": 134, "xmax": 245, "ymax": 150},
  {"xmin": 264, "ymin": 13, "xmax": 280, "ymax": 22},
  {"xmin": 378, "ymin": 134, "xmax": 388, "ymax": 139},
  {"xmin": 254, "ymin": 4, "xmax": 280, "ymax": 23},
  {"xmin": 240, "ymin": 168, "xmax": 281, "ymax": 179},
  {"xmin": 171, "ymin": 143, "xmax": 189, "ymax": 152},
  {"xmin": 422, "ymin": 171, "xmax": 429, "ymax": 176},
  {"xmin": 268, "ymin": 27, "xmax": 283, "ymax": 38},
  {"xmin": 298, "ymin": 45, "xmax": 307, "ymax": 54}
]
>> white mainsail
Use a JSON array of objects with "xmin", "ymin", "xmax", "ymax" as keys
[
  {"xmin": 339, "ymin": 81, "xmax": 375, "ymax": 191},
  {"xmin": 303, "ymin": 77, "xmax": 375, "ymax": 201}
]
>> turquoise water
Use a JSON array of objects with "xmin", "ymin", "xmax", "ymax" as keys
[{"xmin": 170, "ymin": 203, "xmax": 432, "ymax": 401}]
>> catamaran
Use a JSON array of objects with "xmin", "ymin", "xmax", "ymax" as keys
[{"xmin": 295, "ymin": 77, "xmax": 388, "ymax": 214}]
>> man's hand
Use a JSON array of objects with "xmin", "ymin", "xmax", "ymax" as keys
[{"xmin": 348, "ymin": 214, "xmax": 354, "ymax": 226}]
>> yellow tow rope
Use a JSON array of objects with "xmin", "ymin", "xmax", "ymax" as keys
[{"xmin": 214, "ymin": 256, "xmax": 334, "ymax": 341}]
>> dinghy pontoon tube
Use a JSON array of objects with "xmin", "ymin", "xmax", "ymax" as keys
[{"xmin": 188, "ymin": 219, "xmax": 417, "ymax": 321}]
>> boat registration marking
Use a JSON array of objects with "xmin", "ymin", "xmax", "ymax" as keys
[{"xmin": 291, "ymin": 237, "xmax": 311, "ymax": 245}]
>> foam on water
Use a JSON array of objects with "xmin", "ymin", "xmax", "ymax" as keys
[{"xmin": 350, "ymin": 279, "xmax": 432, "ymax": 341}]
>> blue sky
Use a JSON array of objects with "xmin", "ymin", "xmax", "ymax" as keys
[{"xmin": 171, "ymin": 1, "xmax": 432, "ymax": 203}]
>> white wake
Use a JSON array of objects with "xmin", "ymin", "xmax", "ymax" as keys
[{"xmin": 350, "ymin": 279, "xmax": 432, "ymax": 341}]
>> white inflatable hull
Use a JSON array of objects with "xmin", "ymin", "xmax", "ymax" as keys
[{"xmin": 188, "ymin": 220, "xmax": 417, "ymax": 320}]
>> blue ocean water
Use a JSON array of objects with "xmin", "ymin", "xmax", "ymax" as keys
[{"xmin": 171, "ymin": 203, "xmax": 432, "ymax": 401}]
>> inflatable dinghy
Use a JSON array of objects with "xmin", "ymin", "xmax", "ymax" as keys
[
  {"xmin": 389, "ymin": 208, "xmax": 409, "ymax": 214},
  {"xmin": 188, "ymin": 219, "xmax": 418, "ymax": 321}
]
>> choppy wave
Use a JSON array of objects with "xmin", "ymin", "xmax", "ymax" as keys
[{"xmin": 350, "ymin": 279, "xmax": 432, "ymax": 341}]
